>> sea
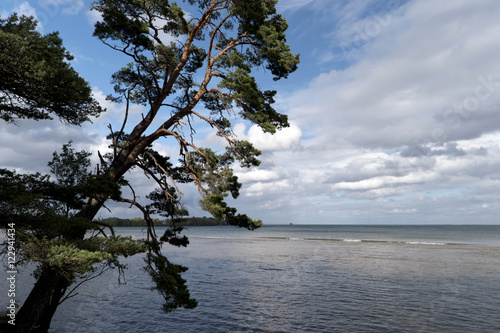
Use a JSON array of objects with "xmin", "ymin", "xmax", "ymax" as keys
[{"xmin": 3, "ymin": 224, "xmax": 500, "ymax": 332}]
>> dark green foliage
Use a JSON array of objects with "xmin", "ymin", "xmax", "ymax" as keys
[
  {"xmin": 188, "ymin": 148, "xmax": 241, "ymax": 199},
  {"xmin": 92, "ymin": 0, "xmax": 190, "ymax": 107},
  {"xmin": 93, "ymin": 1, "xmax": 154, "ymax": 51},
  {"xmin": 0, "ymin": 169, "xmax": 50, "ymax": 222},
  {"xmin": 231, "ymin": 0, "xmax": 299, "ymax": 80},
  {"xmin": 93, "ymin": 0, "xmax": 188, "ymax": 48},
  {"xmin": 0, "ymin": 143, "xmax": 128, "ymax": 271},
  {"xmin": 0, "ymin": 169, "xmax": 90, "ymax": 234},
  {"xmin": 140, "ymin": 148, "xmax": 192, "ymax": 184},
  {"xmin": 234, "ymin": 140, "xmax": 262, "ymax": 168},
  {"xmin": 144, "ymin": 250, "xmax": 198, "ymax": 312},
  {"xmin": 92, "ymin": 0, "xmax": 298, "ymax": 133},
  {"xmin": 218, "ymin": 69, "xmax": 288, "ymax": 133},
  {"xmin": 199, "ymin": 193, "xmax": 262, "ymax": 230},
  {"xmin": 46, "ymin": 141, "xmax": 121, "ymax": 217},
  {"xmin": 160, "ymin": 226, "xmax": 189, "ymax": 247},
  {"xmin": 0, "ymin": 14, "xmax": 103, "ymax": 124},
  {"xmin": 147, "ymin": 188, "xmax": 189, "ymax": 219},
  {"xmin": 48, "ymin": 141, "xmax": 91, "ymax": 187},
  {"xmin": 187, "ymin": 147, "xmax": 262, "ymax": 230}
]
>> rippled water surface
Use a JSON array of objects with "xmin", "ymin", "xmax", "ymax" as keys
[{"xmin": 6, "ymin": 225, "xmax": 500, "ymax": 332}]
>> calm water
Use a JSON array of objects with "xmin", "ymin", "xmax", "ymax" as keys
[{"xmin": 4, "ymin": 225, "xmax": 500, "ymax": 332}]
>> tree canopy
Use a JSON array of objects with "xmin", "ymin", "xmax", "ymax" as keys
[
  {"xmin": 89, "ymin": 0, "xmax": 299, "ymax": 229},
  {"xmin": 0, "ymin": 14, "xmax": 103, "ymax": 124}
]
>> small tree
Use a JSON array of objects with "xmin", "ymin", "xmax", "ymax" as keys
[
  {"xmin": 0, "ymin": 144, "xmax": 143, "ymax": 332},
  {"xmin": 4, "ymin": 1, "xmax": 299, "ymax": 331}
]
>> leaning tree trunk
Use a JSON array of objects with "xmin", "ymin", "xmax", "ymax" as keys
[
  {"xmin": 14, "ymin": 102, "xmax": 145, "ymax": 330},
  {"xmin": 15, "ymin": 152, "xmax": 132, "ymax": 330},
  {"xmin": 16, "ymin": 269, "xmax": 70, "ymax": 332},
  {"xmin": 16, "ymin": 126, "xmax": 148, "ymax": 331},
  {"xmin": 16, "ymin": 89, "xmax": 175, "ymax": 331},
  {"xmin": 16, "ymin": 197, "xmax": 106, "ymax": 332}
]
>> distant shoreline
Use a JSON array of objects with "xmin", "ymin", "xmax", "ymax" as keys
[{"xmin": 94, "ymin": 216, "xmax": 228, "ymax": 227}]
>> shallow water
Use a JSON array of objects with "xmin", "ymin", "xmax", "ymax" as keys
[{"xmin": 4, "ymin": 225, "xmax": 500, "ymax": 332}]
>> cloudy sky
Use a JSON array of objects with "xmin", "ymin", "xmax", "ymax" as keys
[{"xmin": 2, "ymin": 0, "xmax": 500, "ymax": 224}]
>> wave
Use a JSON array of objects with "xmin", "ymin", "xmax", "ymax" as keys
[
  {"xmin": 343, "ymin": 239, "xmax": 362, "ymax": 243},
  {"xmin": 258, "ymin": 236, "xmax": 451, "ymax": 246},
  {"xmin": 403, "ymin": 241, "xmax": 446, "ymax": 246},
  {"xmin": 178, "ymin": 235, "xmax": 471, "ymax": 247}
]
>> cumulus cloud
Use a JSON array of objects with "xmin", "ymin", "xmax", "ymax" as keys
[
  {"xmin": 234, "ymin": 169, "xmax": 280, "ymax": 183},
  {"xmin": 392, "ymin": 208, "xmax": 417, "ymax": 214},
  {"xmin": 226, "ymin": 0, "xmax": 500, "ymax": 224},
  {"xmin": 0, "ymin": 117, "xmax": 97, "ymax": 174},
  {"xmin": 282, "ymin": 0, "xmax": 500, "ymax": 152},
  {"xmin": 0, "ymin": 87, "xmax": 132, "ymax": 174},
  {"xmin": 233, "ymin": 122, "xmax": 302, "ymax": 151},
  {"xmin": 90, "ymin": 87, "xmax": 146, "ymax": 128},
  {"xmin": 400, "ymin": 142, "xmax": 467, "ymax": 158}
]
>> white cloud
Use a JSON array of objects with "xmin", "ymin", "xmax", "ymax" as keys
[
  {"xmin": 245, "ymin": 179, "xmax": 292, "ymax": 197},
  {"xmin": 234, "ymin": 122, "xmax": 302, "ymax": 152},
  {"xmin": 13, "ymin": 2, "xmax": 37, "ymax": 17},
  {"xmin": 91, "ymin": 87, "xmax": 146, "ymax": 127},
  {"xmin": 331, "ymin": 172, "xmax": 437, "ymax": 191},
  {"xmin": 85, "ymin": 8, "xmax": 102, "ymax": 26},
  {"xmin": 8, "ymin": 2, "xmax": 41, "ymax": 31},
  {"xmin": 282, "ymin": 0, "xmax": 500, "ymax": 153},
  {"xmin": 392, "ymin": 208, "xmax": 417, "ymax": 213},
  {"xmin": 234, "ymin": 169, "xmax": 280, "ymax": 183}
]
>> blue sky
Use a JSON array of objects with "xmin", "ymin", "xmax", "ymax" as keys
[{"xmin": 2, "ymin": 0, "xmax": 500, "ymax": 224}]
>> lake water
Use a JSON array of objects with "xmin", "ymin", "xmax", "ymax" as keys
[{"xmin": 4, "ymin": 225, "xmax": 500, "ymax": 332}]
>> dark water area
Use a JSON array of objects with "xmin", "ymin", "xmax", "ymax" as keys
[{"xmin": 3, "ymin": 225, "xmax": 500, "ymax": 332}]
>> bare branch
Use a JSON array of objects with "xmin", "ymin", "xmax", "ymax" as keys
[
  {"xmin": 190, "ymin": 109, "xmax": 237, "ymax": 152},
  {"xmin": 59, "ymin": 267, "xmax": 111, "ymax": 305},
  {"xmin": 118, "ymin": 198, "xmax": 156, "ymax": 242},
  {"xmin": 92, "ymin": 220, "xmax": 116, "ymax": 237}
]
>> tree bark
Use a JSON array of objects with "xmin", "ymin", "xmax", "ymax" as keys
[
  {"xmin": 16, "ymin": 197, "xmax": 107, "ymax": 332},
  {"xmin": 16, "ymin": 269, "xmax": 69, "ymax": 333}
]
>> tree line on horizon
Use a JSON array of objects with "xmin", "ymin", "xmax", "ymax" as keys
[{"xmin": 97, "ymin": 216, "xmax": 228, "ymax": 227}]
